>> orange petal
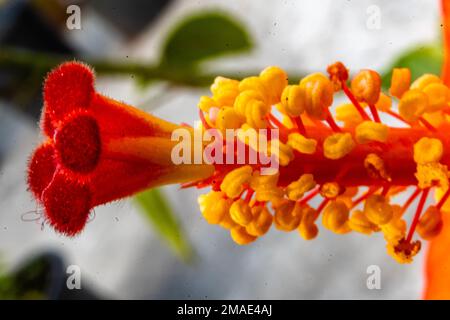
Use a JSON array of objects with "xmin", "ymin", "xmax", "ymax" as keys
[
  {"xmin": 441, "ymin": 0, "xmax": 450, "ymax": 86},
  {"xmin": 424, "ymin": 211, "xmax": 450, "ymax": 299}
]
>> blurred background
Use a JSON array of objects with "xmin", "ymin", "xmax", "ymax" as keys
[{"xmin": 0, "ymin": 0, "xmax": 443, "ymax": 299}]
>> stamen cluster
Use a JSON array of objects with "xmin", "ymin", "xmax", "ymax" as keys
[{"xmin": 195, "ymin": 62, "xmax": 450, "ymax": 263}]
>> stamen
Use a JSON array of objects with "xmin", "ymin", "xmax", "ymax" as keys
[
  {"xmin": 419, "ymin": 117, "xmax": 437, "ymax": 132},
  {"xmin": 267, "ymin": 113, "xmax": 287, "ymax": 130},
  {"xmin": 316, "ymin": 197, "xmax": 330, "ymax": 214},
  {"xmin": 385, "ymin": 110, "xmax": 412, "ymax": 126},
  {"xmin": 368, "ymin": 104, "xmax": 381, "ymax": 123},
  {"xmin": 199, "ymin": 110, "xmax": 212, "ymax": 129},
  {"xmin": 292, "ymin": 116, "xmax": 307, "ymax": 135},
  {"xmin": 299, "ymin": 187, "xmax": 320, "ymax": 204},
  {"xmin": 351, "ymin": 186, "xmax": 380, "ymax": 208},
  {"xmin": 245, "ymin": 189, "xmax": 255, "ymax": 202},
  {"xmin": 406, "ymin": 188, "xmax": 430, "ymax": 243},
  {"xmin": 325, "ymin": 111, "xmax": 342, "ymax": 132},
  {"xmin": 341, "ymin": 81, "xmax": 371, "ymax": 121}
]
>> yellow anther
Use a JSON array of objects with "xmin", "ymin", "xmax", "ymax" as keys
[
  {"xmin": 300, "ymin": 73, "xmax": 334, "ymax": 120},
  {"xmin": 375, "ymin": 92, "xmax": 392, "ymax": 112},
  {"xmin": 273, "ymin": 201, "xmax": 302, "ymax": 231},
  {"xmin": 250, "ymin": 171, "xmax": 284, "ymax": 202},
  {"xmin": 216, "ymin": 107, "xmax": 245, "ymax": 132},
  {"xmin": 250, "ymin": 170, "xmax": 279, "ymax": 189},
  {"xmin": 335, "ymin": 103, "xmax": 363, "ymax": 127},
  {"xmin": 386, "ymin": 238, "xmax": 421, "ymax": 264},
  {"xmin": 281, "ymin": 114, "xmax": 294, "ymax": 128},
  {"xmin": 246, "ymin": 206, "xmax": 273, "ymax": 237},
  {"xmin": 410, "ymin": 73, "xmax": 442, "ymax": 91},
  {"xmin": 351, "ymin": 69, "xmax": 382, "ymax": 105},
  {"xmin": 413, "ymin": 137, "xmax": 443, "ymax": 164},
  {"xmin": 320, "ymin": 182, "xmax": 341, "ymax": 199},
  {"xmin": 260, "ymin": 66, "xmax": 288, "ymax": 105},
  {"xmin": 299, "ymin": 223, "xmax": 318, "ymax": 240},
  {"xmin": 355, "ymin": 121, "xmax": 389, "ymax": 144},
  {"xmin": 381, "ymin": 205, "xmax": 406, "ymax": 243},
  {"xmin": 239, "ymin": 76, "xmax": 269, "ymax": 102},
  {"xmin": 220, "ymin": 210, "xmax": 239, "ymax": 230},
  {"xmin": 417, "ymin": 206, "xmax": 443, "ymax": 240},
  {"xmin": 198, "ymin": 96, "xmax": 218, "ymax": 112},
  {"xmin": 236, "ymin": 124, "xmax": 259, "ymax": 150},
  {"xmin": 245, "ymin": 99, "xmax": 269, "ymax": 129},
  {"xmin": 287, "ymin": 133, "xmax": 317, "ymax": 154},
  {"xmin": 415, "ymin": 162, "xmax": 449, "ymax": 189},
  {"xmin": 398, "ymin": 89, "xmax": 428, "ymax": 122},
  {"xmin": 254, "ymin": 187, "xmax": 285, "ymax": 202},
  {"xmin": 230, "ymin": 199, "xmax": 253, "ymax": 226},
  {"xmin": 322, "ymin": 200, "xmax": 351, "ymax": 234},
  {"xmin": 234, "ymin": 90, "xmax": 265, "ymax": 116},
  {"xmin": 210, "ymin": 76, "xmax": 240, "ymax": 106},
  {"xmin": 220, "ymin": 165, "xmax": 253, "ymax": 198},
  {"xmin": 230, "ymin": 226, "xmax": 257, "ymax": 245},
  {"xmin": 389, "ymin": 68, "xmax": 411, "ymax": 99},
  {"xmin": 363, "ymin": 194, "xmax": 393, "ymax": 225},
  {"xmin": 298, "ymin": 206, "xmax": 320, "ymax": 240},
  {"xmin": 323, "ymin": 132, "xmax": 355, "ymax": 160},
  {"xmin": 348, "ymin": 210, "xmax": 379, "ymax": 235},
  {"xmin": 285, "ymin": 174, "xmax": 316, "ymax": 201},
  {"xmin": 269, "ymin": 139, "xmax": 294, "ymax": 166},
  {"xmin": 280, "ymin": 85, "xmax": 305, "ymax": 117},
  {"xmin": 364, "ymin": 153, "xmax": 391, "ymax": 181},
  {"xmin": 198, "ymin": 191, "xmax": 232, "ymax": 224},
  {"xmin": 336, "ymin": 187, "xmax": 359, "ymax": 208},
  {"xmin": 423, "ymin": 83, "xmax": 450, "ymax": 112}
]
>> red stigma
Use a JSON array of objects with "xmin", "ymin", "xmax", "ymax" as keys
[
  {"xmin": 55, "ymin": 113, "xmax": 101, "ymax": 173},
  {"xmin": 42, "ymin": 174, "xmax": 92, "ymax": 236},
  {"xmin": 27, "ymin": 142, "xmax": 56, "ymax": 201},
  {"xmin": 43, "ymin": 62, "xmax": 94, "ymax": 122}
]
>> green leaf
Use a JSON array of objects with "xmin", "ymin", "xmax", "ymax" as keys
[
  {"xmin": 382, "ymin": 44, "xmax": 443, "ymax": 88},
  {"xmin": 134, "ymin": 189, "xmax": 194, "ymax": 262},
  {"xmin": 161, "ymin": 11, "xmax": 252, "ymax": 68}
]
